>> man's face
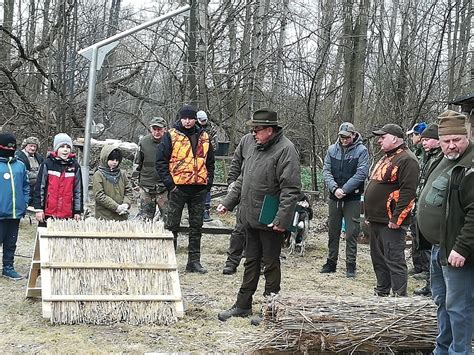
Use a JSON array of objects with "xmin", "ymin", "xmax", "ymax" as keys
[
  {"xmin": 150, "ymin": 125, "xmax": 166, "ymax": 140},
  {"xmin": 421, "ymin": 138, "xmax": 440, "ymax": 152},
  {"xmin": 198, "ymin": 119, "xmax": 208, "ymax": 127},
  {"xmin": 251, "ymin": 126, "xmax": 273, "ymax": 145},
  {"xmin": 56, "ymin": 144, "xmax": 71, "ymax": 160},
  {"xmin": 339, "ymin": 133, "xmax": 355, "ymax": 147},
  {"xmin": 180, "ymin": 117, "xmax": 196, "ymax": 129},
  {"xmin": 410, "ymin": 133, "xmax": 421, "ymax": 145},
  {"xmin": 25, "ymin": 143, "xmax": 37, "ymax": 154},
  {"xmin": 439, "ymin": 134, "xmax": 469, "ymax": 160},
  {"xmin": 377, "ymin": 133, "xmax": 399, "ymax": 152}
]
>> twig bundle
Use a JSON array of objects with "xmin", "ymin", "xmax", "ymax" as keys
[
  {"xmin": 41, "ymin": 219, "xmax": 181, "ymax": 325},
  {"xmin": 245, "ymin": 295, "xmax": 438, "ymax": 353}
]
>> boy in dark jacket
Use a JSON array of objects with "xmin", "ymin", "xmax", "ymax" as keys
[
  {"xmin": 0, "ymin": 133, "xmax": 30, "ymax": 280},
  {"xmin": 34, "ymin": 133, "xmax": 83, "ymax": 225}
]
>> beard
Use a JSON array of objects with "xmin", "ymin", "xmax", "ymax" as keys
[{"xmin": 445, "ymin": 152, "xmax": 460, "ymax": 160}]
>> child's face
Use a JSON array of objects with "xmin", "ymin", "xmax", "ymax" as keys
[
  {"xmin": 107, "ymin": 159, "xmax": 119, "ymax": 170},
  {"xmin": 56, "ymin": 144, "xmax": 71, "ymax": 160}
]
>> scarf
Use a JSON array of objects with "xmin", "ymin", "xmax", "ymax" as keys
[{"xmin": 98, "ymin": 166, "xmax": 121, "ymax": 184}]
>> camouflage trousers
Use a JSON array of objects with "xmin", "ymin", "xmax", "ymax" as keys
[
  {"xmin": 166, "ymin": 188, "xmax": 207, "ymax": 263},
  {"xmin": 137, "ymin": 187, "xmax": 168, "ymax": 222}
]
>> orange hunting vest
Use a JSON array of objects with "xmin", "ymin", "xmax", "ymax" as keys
[{"xmin": 169, "ymin": 128, "xmax": 210, "ymax": 185}]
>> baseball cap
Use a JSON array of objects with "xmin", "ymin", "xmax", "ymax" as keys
[
  {"xmin": 406, "ymin": 122, "xmax": 427, "ymax": 135},
  {"xmin": 373, "ymin": 123, "xmax": 404, "ymax": 138},
  {"xmin": 338, "ymin": 122, "xmax": 356, "ymax": 136},
  {"xmin": 149, "ymin": 117, "xmax": 166, "ymax": 128}
]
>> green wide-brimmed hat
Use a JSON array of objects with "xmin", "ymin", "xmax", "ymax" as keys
[{"xmin": 246, "ymin": 109, "xmax": 280, "ymax": 127}]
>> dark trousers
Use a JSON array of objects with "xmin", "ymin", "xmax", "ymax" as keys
[
  {"xmin": 235, "ymin": 227, "xmax": 284, "ymax": 309},
  {"xmin": 327, "ymin": 199, "xmax": 360, "ymax": 266},
  {"xmin": 369, "ymin": 222, "xmax": 408, "ymax": 296},
  {"xmin": 166, "ymin": 188, "xmax": 206, "ymax": 263},
  {"xmin": 225, "ymin": 217, "xmax": 246, "ymax": 268},
  {"xmin": 0, "ymin": 219, "xmax": 21, "ymax": 268},
  {"xmin": 410, "ymin": 216, "xmax": 431, "ymax": 274}
]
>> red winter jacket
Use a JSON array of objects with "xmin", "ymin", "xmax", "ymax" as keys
[{"xmin": 33, "ymin": 153, "xmax": 83, "ymax": 218}]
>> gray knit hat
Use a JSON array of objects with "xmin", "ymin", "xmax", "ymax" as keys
[{"xmin": 53, "ymin": 133, "xmax": 73, "ymax": 151}]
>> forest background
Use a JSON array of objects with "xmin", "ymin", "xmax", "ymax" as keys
[{"xmin": 1, "ymin": 0, "xmax": 473, "ymax": 190}]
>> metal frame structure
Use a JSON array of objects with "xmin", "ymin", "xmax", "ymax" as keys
[{"xmin": 78, "ymin": 5, "xmax": 191, "ymax": 203}]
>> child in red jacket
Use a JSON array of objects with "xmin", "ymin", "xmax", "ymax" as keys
[{"xmin": 33, "ymin": 133, "xmax": 83, "ymax": 226}]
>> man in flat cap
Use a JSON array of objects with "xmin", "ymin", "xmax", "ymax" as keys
[
  {"xmin": 417, "ymin": 110, "xmax": 474, "ymax": 354},
  {"xmin": 134, "ymin": 116, "xmax": 168, "ymax": 221},
  {"xmin": 216, "ymin": 109, "xmax": 301, "ymax": 323},
  {"xmin": 321, "ymin": 122, "xmax": 369, "ymax": 277},
  {"xmin": 365, "ymin": 123, "xmax": 420, "ymax": 296}
]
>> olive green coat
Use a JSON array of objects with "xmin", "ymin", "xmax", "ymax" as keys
[{"xmin": 92, "ymin": 144, "xmax": 133, "ymax": 221}]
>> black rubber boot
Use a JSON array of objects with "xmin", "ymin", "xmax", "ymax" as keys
[{"xmin": 320, "ymin": 259, "xmax": 337, "ymax": 273}]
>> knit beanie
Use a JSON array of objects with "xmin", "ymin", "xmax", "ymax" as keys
[
  {"xmin": 53, "ymin": 133, "xmax": 73, "ymax": 152},
  {"xmin": 420, "ymin": 123, "xmax": 439, "ymax": 140},
  {"xmin": 178, "ymin": 105, "xmax": 197, "ymax": 119},
  {"xmin": 0, "ymin": 133, "xmax": 16, "ymax": 158},
  {"xmin": 438, "ymin": 110, "xmax": 467, "ymax": 136}
]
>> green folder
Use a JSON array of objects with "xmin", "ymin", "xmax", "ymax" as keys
[{"xmin": 258, "ymin": 195, "xmax": 298, "ymax": 232}]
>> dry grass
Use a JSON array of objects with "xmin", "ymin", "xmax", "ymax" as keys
[{"xmin": 0, "ymin": 203, "xmax": 431, "ymax": 353}]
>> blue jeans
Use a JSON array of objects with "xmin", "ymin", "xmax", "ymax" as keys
[{"xmin": 431, "ymin": 245, "xmax": 474, "ymax": 355}]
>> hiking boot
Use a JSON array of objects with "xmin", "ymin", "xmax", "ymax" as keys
[
  {"xmin": 2, "ymin": 266, "xmax": 23, "ymax": 281},
  {"xmin": 222, "ymin": 265, "xmax": 237, "ymax": 275},
  {"xmin": 413, "ymin": 271, "xmax": 429, "ymax": 280},
  {"xmin": 320, "ymin": 259, "xmax": 336, "ymax": 273},
  {"xmin": 374, "ymin": 288, "xmax": 389, "ymax": 297},
  {"xmin": 346, "ymin": 263, "xmax": 356, "ymax": 278},
  {"xmin": 413, "ymin": 284, "xmax": 431, "ymax": 297},
  {"xmin": 186, "ymin": 262, "xmax": 207, "ymax": 274},
  {"xmin": 203, "ymin": 210, "xmax": 213, "ymax": 222},
  {"xmin": 218, "ymin": 306, "xmax": 252, "ymax": 321}
]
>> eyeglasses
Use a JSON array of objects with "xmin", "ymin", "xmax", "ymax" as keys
[{"xmin": 250, "ymin": 127, "xmax": 266, "ymax": 134}]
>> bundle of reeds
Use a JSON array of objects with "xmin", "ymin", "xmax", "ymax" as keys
[
  {"xmin": 245, "ymin": 295, "xmax": 438, "ymax": 353},
  {"xmin": 40, "ymin": 219, "xmax": 182, "ymax": 325}
]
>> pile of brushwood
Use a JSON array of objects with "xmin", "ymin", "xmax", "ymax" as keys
[{"xmin": 245, "ymin": 295, "xmax": 438, "ymax": 353}]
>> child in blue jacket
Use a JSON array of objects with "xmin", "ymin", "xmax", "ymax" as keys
[{"xmin": 0, "ymin": 133, "xmax": 29, "ymax": 280}]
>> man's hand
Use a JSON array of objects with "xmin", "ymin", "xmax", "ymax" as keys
[
  {"xmin": 36, "ymin": 211, "xmax": 45, "ymax": 222},
  {"xmin": 334, "ymin": 188, "xmax": 346, "ymax": 199},
  {"xmin": 448, "ymin": 250, "xmax": 466, "ymax": 268},
  {"xmin": 388, "ymin": 221, "xmax": 400, "ymax": 229},
  {"xmin": 74, "ymin": 214, "xmax": 81, "ymax": 221},
  {"xmin": 216, "ymin": 204, "xmax": 228, "ymax": 214},
  {"xmin": 273, "ymin": 225, "xmax": 285, "ymax": 233}
]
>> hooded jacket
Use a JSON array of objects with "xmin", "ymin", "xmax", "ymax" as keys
[
  {"xmin": 322, "ymin": 132, "xmax": 369, "ymax": 201},
  {"xmin": 222, "ymin": 129, "xmax": 301, "ymax": 231},
  {"xmin": 92, "ymin": 145, "xmax": 133, "ymax": 221},
  {"xmin": 0, "ymin": 156, "xmax": 29, "ymax": 219}
]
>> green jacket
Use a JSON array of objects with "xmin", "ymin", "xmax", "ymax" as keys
[
  {"xmin": 135, "ymin": 134, "xmax": 166, "ymax": 191},
  {"xmin": 222, "ymin": 129, "xmax": 301, "ymax": 231},
  {"xmin": 92, "ymin": 144, "xmax": 133, "ymax": 221},
  {"xmin": 435, "ymin": 142, "xmax": 474, "ymax": 265}
]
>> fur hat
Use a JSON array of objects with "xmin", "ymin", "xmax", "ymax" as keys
[
  {"xmin": 438, "ymin": 110, "xmax": 467, "ymax": 136},
  {"xmin": 53, "ymin": 133, "xmax": 73, "ymax": 152},
  {"xmin": 420, "ymin": 123, "xmax": 439, "ymax": 140},
  {"xmin": 22, "ymin": 136, "xmax": 40, "ymax": 149}
]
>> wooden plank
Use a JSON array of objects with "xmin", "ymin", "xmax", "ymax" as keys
[
  {"xmin": 43, "ymin": 295, "xmax": 182, "ymax": 302},
  {"xmin": 178, "ymin": 225, "xmax": 233, "ymax": 235},
  {"xmin": 26, "ymin": 232, "xmax": 42, "ymax": 299},
  {"xmin": 38, "ymin": 228, "xmax": 52, "ymax": 318},
  {"xmin": 41, "ymin": 262, "xmax": 177, "ymax": 270},
  {"xmin": 40, "ymin": 231, "xmax": 173, "ymax": 239}
]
